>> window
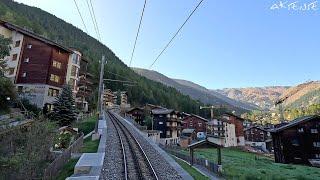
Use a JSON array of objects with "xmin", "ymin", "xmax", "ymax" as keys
[
  {"xmin": 48, "ymin": 88, "xmax": 59, "ymax": 97},
  {"xmin": 50, "ymin": 74, "xmax": 60, "ymax": 83},
  {"xmin": 159, "ymin": 122, "xmax": 163, "ymax": 125},
  {"xmin": 52, "ymin": 60, "xmax": 61, "ymax": 69},
  {"xmin": 292, "ymin": 139, "xmax": 300, "ymax": 146},
  {"xmin": 8, "ymin": 68, "xmax": 14, "ymax": 75},
  {"xmin": 198, "ymin": 122, "xmax": 202, "ymax": 127},
  {"xmin": 24, "ymin": 58, "xmax": 30, "ymax": 63},
  {"xmin": 12, "ymin": 54, "xmax": 18, "ymax": 61},
  {"xmin": 316, "ymin": 154, "xmax": 320, "ymax": 159},
  {"xmin": 190, "ymin": 123, "xmax": 193, "ymax": 127},
  {"xmin": 313, "ymin": 142, "xmax": 320, "ymax": 147},
  {"xmin": 298, "ymin": 128, "xmax": 304, "ymax": 133},
  {"xmin": 22, "ymin": 72, "xmax": 27, "ymax": 77},
  {"xmin": 311, "ymin": 129, "xmax": 318, "ymax": 134},
  {"xmin": 72, "ymin": 54, "xmax": 79, "ymax": 64},
  {"xmin": 27, "ymin": 44, "xmax": 32, "ymax": 49},
  {"xmin": 17, "ymin": 86, "xmax": 23, "ymax": 93},
  {"xmin": 15, "ymin": 40, "xmax": 20, "ymax": 47}
]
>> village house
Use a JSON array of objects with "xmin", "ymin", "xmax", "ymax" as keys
[
  {"xmin": 103, "ymin": 89, "xmax": 117, "ymax": 107},
  {"xmin": 271, "ymin": 115, "xmax": 320, "ymax": 167},
  {"xmin": 182, "ymin": 114, "xmax": 208, "ymax": 134},
  {"xmin": 151, "ymin": 109, "xmax": 182, "ymax": 145},
  {"xmin": 244, "ymin": 126, "xmax": 272, "ymax": 152},
  {"xmin": 206, "ymin": 119, "xmax": 237, "ymax": 147},
  {"xmin": 75, "ymin": 57, "xmax": 93, "ymax": 112},
  {"xmin": 222, "ymin": 113, "xmax": 245, "ymax": 146},
  {"xmin": 179, "ymin": 128, "xmax": 196, "ymax": 148},
  {"xmin": 126, "ymin": 107, "xmax": 145, "ymax": 125},
  {"xmin": 0, "ymin": 20, "xmax": 84, "ymax": 110}
]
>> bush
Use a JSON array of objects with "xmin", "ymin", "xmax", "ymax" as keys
[{"xmin": 0, "ymin": 118, "xmax": 56, "ymax": 179}]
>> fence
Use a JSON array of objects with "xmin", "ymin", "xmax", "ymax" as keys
[
  {"xmin": 43, "ymin": 133, "xmax": 84, "ymax": 180},
  {"xmin": 163, "ymin": 146, "xmax": 221, "ymax": 174}
]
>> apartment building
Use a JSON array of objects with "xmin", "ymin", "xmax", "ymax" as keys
[
  {"xmin": 0, "ymin": 20, "xmax": 82, "ymax": 109},
  {"xmin": 207, "ymin": 119, "xmax": 237, "ymax": 147},
  {"xmin": 222, "ymin": 113, "xmax": 245, "ymax": 146},
  {"xmin": 151, "ymin": 109, "xmax": 183, "ymax": 145}
]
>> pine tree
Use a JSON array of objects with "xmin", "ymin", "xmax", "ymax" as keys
[{"xmin": 49, "ymin": 85, "xmax": 77, "ymax": 126}]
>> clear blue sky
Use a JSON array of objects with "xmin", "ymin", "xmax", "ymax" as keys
[{"xmin": 15, "ymin": 0, "xmax": 320, "ymax": 89}]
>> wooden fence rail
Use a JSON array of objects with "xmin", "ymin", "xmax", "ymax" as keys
[
  {"xmin": 163, "ymin": 147, "xmax": 220, "ymax": 174},
  {"xmin": 43, "ymin": 133, "xmax": 84, "ymax": 180}
]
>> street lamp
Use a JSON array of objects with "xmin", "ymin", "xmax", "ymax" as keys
[{"xmin": 6, "ymin": 97, "xmax": 11, "ymax": 101}]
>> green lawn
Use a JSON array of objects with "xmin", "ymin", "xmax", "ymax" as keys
[
  {"xmin": 173, "ymin": 156, "xmax": 209, "ymax": 180},
  {"xmin": 81, "ymin": 138, "xmax": 99, "ymax": 153},
  {"xmin": 55, "ymin": 158, "xmax": 79, "ymax": 180},
  {"xmin": 75, "ymin": 115, "xmax": 97, "ymax": 135},
  {"xmin": 178, "ymin": 148, "xmax": 320, "ymax": 180}
]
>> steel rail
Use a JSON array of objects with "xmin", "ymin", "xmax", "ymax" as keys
[{"xmin": 108, "ymin": 111, "xmax": 159, "ymax": 180}]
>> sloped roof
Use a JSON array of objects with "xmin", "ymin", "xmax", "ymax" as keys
[
  {"xmin": 151, "ymin": 109, "xmax": 174, "ymax": 115},
  {"xmin": 0, "ymin": 20, "xmax": 72, "ymax": 53},
  {"xmin": 126, "ymin": 107, "xmax": 144, "ymax": 113},
  {"xmin": 271, "ymin": 115, "xmax": 319, "ymax": 133},
  {"xmin": 188, "ymin": 138, "xmax": 223, "ymax": 149},
  {"xmin": 183, "ymin": 114, "xmax": 209, "ymax": 122},
  {"xmin": 244, "ymin": 126, "xmax": 269, "ymax": 132},
  {"xmin": 182, "ymin": 128, "xmax": 195, "ymax": 134},
  {"xmin": 223, "ymin": 112, "xmax": 245, "ymax": 121}
]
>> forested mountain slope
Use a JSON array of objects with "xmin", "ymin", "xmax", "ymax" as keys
[
  {"xmin": 133, "ymin": 68, "xmax": 253, "ymax": 113},
  {"xmin": 0, "ymin": 0, "xmax": 202, "ymax": 114}
]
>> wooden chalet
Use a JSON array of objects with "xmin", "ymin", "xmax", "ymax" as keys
[
  {"xmin": 151, "ymin": 109, "xmax": 182, "ymax": 144},
  {"xmin": 271, "ymin": 115, "xmax": 320, "ymax": 166},
  {"xmin": 126, "ymin": 107, "xmax": 145, "ymax": 125},
  {"xmin": 244, "ymin": 126, "xmax": 272, "ymax": 152},
  {"xmin": 182, "ymin": 114, "xmax": 208, "ymax": 134}
]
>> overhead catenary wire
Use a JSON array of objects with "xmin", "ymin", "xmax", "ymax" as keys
[
  {"xmin": 129, "ymin": 0, "xmax": 147, "ymax": 67},
  {"xmin": 88, "ymin": 0, "xmax": 102, "ymax": 41},
  {"xmin": 86, "ymin": 0, "xmax": 100, "ymax": 40},
  {"xmin": 149, "ymin": 0, "xmax": 204, "ymax": 69},
  {"xmin": 106, "ymin": 70, "xmax": 133, "ymax": 81},
  {"xmin": 73, "ymin": 0, "xmax": 89, "ymax": 33}
]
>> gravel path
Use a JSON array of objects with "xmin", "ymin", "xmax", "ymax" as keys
[{"xmin": 100, "ymin": 115, "xmax": 124, "ymax": 180}]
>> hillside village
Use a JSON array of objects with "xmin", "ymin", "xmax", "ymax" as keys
[{"xmin": 0, "ymin": 0, "xmax": 320, "ymax": 180}]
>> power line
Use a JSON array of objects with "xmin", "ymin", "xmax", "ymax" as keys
[
  {"xmin": 106, "ymin": 70, "xmax": 132, "ymax": 81},
  {"xmin": 149, "ymin": 0, "xmax": 204, "ymax": 69},
  {"xmin": 129, "ymin": 0, "xmax": 147, "ymax": 67},
  {"xmin": 73, "ymin": 0, "xmax": 88, "ymax": 33},
  {"xmin": 86, "ymin": 0, "xmax": 99, "ymax": 40},
  {"xmin": 89, "ymin": 0, "xmax": 102, "ymax": 41}
]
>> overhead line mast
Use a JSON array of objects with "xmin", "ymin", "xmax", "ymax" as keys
[
  {"xmin": 149, "ymin": 0, "xmax": 204, "ymax": 69},
  {"xmin": 129, "ymin": 0, "xmax": 147, "ymax": 67}
]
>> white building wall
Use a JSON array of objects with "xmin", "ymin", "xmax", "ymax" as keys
[
  {"xmin": 17, "ymin": 84, "xmax": 61, "ymax": 108},
  {"xmin": 0, "ymin": 25, "xmax": 24, "ymax": 82},
  {"xmin": 224, "ymin": 123, "xmax": 237, "ymax": 147}
]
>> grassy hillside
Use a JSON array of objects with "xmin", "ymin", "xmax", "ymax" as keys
[{"xmin": 0, "ymin": 0, "xmax": 204, "ymax": 114}]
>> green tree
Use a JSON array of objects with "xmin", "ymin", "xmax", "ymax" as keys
[
  {"xmin": 49, "ymin": 85, "xmax": 77, "ymax": 126},
  {"xmin": 0, "ymin": 76, "xmax": 16, "ymax": 112},
  {"xmin": 0, "ymin": 34, "xmax": 11, "ymax": 76},
  {"xmin": 0, "ymin": 118, "xmax": 56, "ymax": 179}
]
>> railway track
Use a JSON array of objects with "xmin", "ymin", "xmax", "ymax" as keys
[{"xmin": 107, "ymin": 111, "xmax": 158, "ymax": 180}]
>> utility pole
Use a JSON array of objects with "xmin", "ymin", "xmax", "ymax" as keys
[{"xmin": 95, "ymin": 55, "xmax": 106, "ymax": 133}]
